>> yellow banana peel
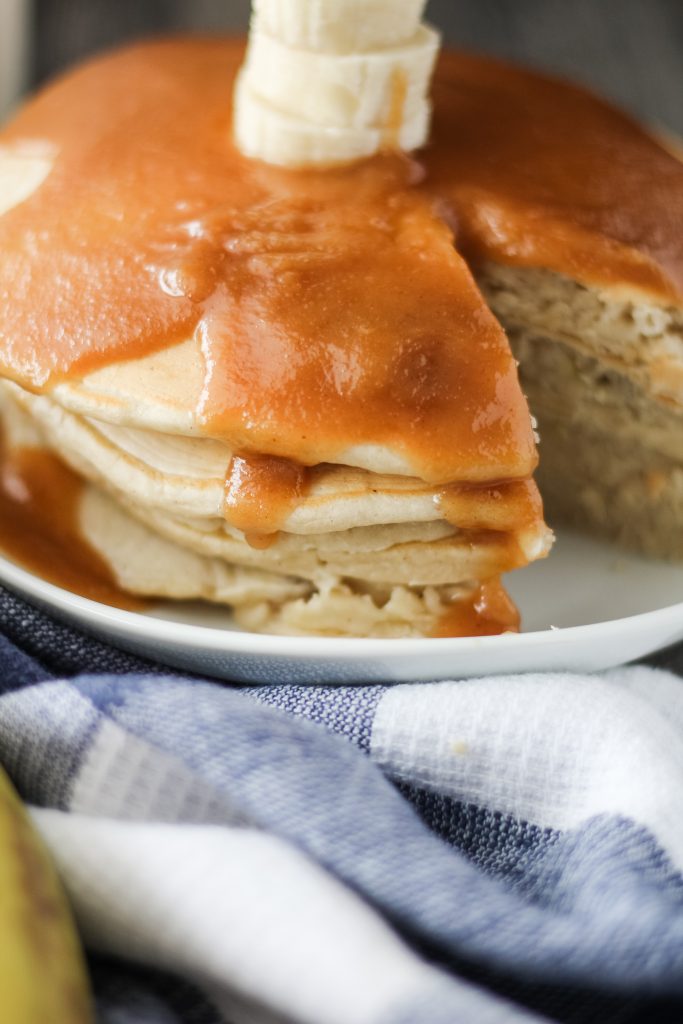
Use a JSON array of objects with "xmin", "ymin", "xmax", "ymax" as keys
[{"xmin": 0, "ymin": 768, "xmax": 93, "ymax": 1023}]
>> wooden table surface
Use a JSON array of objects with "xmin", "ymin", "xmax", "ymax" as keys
[{"xmin": 33, "ymin": 0, "xmax": 683, "ymax": 133}]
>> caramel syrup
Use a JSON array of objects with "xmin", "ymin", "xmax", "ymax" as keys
[
  {"xmin": 6, "ymin": 39, "xmax": 664, "ymax": 623},
  {"xmin": 0, "ymin": 40, "xmax": 539, "ymax": 485},
  {"xmin": 431, "ymin": 578, "xmax": 520, "ymax": 638},
  {"xmin": 435, "ymin": 479, "xmax": 543, "ymax": 532},
  {"xmin": 223, "ymin": 452, "xmax": 310, "ymax": 546},
  {"xmin": 0, "ymin": 433, "xmax": 145, "ymax": 610}
]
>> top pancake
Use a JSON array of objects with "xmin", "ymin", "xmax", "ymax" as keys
[
  {"xmin": 1, "ymin": 40, "xmax": 681, "ymax": 481},
  {"xmin": 0, "ymin": 40, "xmax": 535, "ymax": 485}
]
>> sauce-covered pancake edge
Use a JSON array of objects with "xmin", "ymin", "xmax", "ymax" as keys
[{"xmin": 0, "ymin": 429, "xmax": 146, "ymax": 610}]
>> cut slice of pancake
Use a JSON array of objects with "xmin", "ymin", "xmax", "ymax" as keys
[
  {"xmin": 477, "ymin": 263, "xmax": 683, "ymax": 558},
  {"xmin": 424, "ymin": 52, "xmax": 683, "ymax": 560}
]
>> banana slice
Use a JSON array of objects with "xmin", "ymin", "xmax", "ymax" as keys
[
  {"xmin": 234, "ymin": 0, "xmax": 440, "ymax": 165},
  {"xmin": 234, "ymin": 72, "xmax": 430, "ymax": 166},
  {"xmin": 243, "ymin": 25, "xmax": 439, "ymax": 130},
  {"xmin": 252, "ymin": 0, "xmax": 428, "ymax": 53}
]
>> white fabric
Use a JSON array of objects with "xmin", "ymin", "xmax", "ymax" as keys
[
  {"xmin": 371, "ymin": 667, "xmax": 683, "ymax": 869},
  {"xmin": 32, "ymin": 810, "xmax": 537, "ymax": 1024}
]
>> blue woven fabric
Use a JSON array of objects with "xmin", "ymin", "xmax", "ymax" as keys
[{"xmin": 0, "ymin": 584, "xmax": 682, "ymax": 1024}]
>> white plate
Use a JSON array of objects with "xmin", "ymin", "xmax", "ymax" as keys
[{"xmin": 1, "ymin": 528, "xmax": 682, "ymax": 683}]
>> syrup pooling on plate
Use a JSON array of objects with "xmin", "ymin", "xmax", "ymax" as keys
[
  {"xmin": 431, "ymin": 578, "xmax": 521, "ymax": 638},
  {"xmin": 0, "ymin": 430, "xmax": 145, "ymax": 610}
]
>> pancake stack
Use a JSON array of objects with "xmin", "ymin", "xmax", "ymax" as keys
[
  {"xmin": 1, "ymin": 34, "xmax": 681, "ymax": 637},
  {"xmin": 0, "ymin": 39, "xmax": 554, "ymax": 638}
]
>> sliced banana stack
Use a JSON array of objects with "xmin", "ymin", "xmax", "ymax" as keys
[{"xmin": 234, "ymin": 0, "xmax": 441, "ymax": 166}]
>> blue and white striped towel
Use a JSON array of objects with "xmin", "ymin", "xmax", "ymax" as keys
[{"xmin": 1, "ymin": 585, "xmax": 682, "ymax": 1024}]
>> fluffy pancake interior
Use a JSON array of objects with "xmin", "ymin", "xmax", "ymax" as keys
[{"xmin": 477, "ymin": 263, "xmax": 683, "ymax": 560}]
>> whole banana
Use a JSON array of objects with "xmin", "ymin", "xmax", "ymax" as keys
[{"xmin": 0, "ymin": 767, "xmax": 92, "ymax": 1023}]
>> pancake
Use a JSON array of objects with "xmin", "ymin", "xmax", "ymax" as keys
[{"xmin": 0, "ymin": 43, "xmax": 538, "ymax": 486}]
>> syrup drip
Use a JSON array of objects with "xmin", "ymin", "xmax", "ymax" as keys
[
  {"xmin": 223, "ymin": 452, "xmax": 310, "ymax": 546},
  {"xmin": 0, "ymin": 432, "xmax": 145, "ymax": 610},
  {"xmin": 435, "ymin": 479, "xmax": 543, "ymax": 532},
  {"xmin": 382, "ymin": 69, "xmax": 408, "ymax": 149},
  {"xmin": 431, "ymin": 578, "xmax": 520, "ymax": 637}
]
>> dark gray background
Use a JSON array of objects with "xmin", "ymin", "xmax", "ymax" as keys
[{"xmin": 33, "ymin": 0, "xmax": 683, "ymax": 133}]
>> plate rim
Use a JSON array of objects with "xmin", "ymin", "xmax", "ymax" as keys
[{"xmin": 1, "ymin": 550, "xmax": 682, "ymax": 661}]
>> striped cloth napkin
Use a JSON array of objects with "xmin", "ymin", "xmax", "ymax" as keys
[{"xmin": 1, "ymin": 585, "xmax": 682, "ymax": 1024}]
